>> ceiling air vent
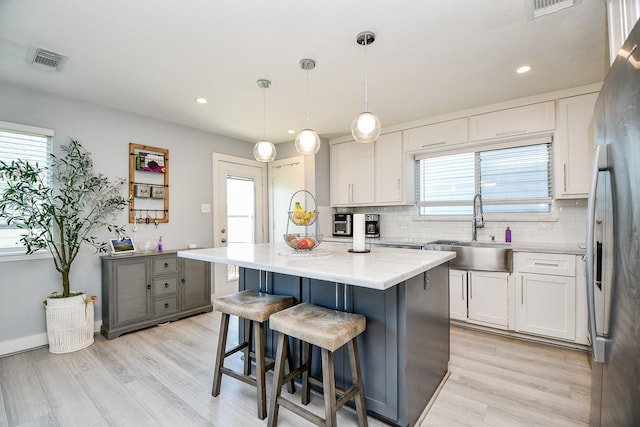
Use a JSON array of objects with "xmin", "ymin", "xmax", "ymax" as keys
[
  {"xmin": 27, "ymin": 45, "xmax": 68, "ymax": 71},
  {"xmin": 532, "ymin": 0, "xmax": 574, "ymax": 18}
]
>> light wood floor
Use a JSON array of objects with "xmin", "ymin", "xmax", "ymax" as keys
[{"xmin": 0, "ymin": 311, "xmax": 590, "ymax": 426}]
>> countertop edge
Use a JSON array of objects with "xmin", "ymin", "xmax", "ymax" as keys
[{"xmin": 178, "ymin": 244, "xmax": 455, "ymax": 291}]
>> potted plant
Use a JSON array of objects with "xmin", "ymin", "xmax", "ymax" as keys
[{"xmin": 0, "ymin": 138, "xmax": 129, "ymax": 353}]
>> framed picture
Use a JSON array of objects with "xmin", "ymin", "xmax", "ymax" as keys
[
  {"xmin": 109, "ymin": 237, "xmax": 136, "ymax": 255},
  {"xmin": 136, "ymin": 151, "xmax": 165, "ymax": 173},
  {"xmin": 151, "ymin": 186, "xmax": 165, "ymax": 199},
  {"xmin": 134, "ymin": 184, "xmax": 150, "ymax": 198}
]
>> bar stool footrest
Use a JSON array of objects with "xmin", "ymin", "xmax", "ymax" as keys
[
  {"xmin": 276, "ymin": 396, "xmax": 326, "ymax": 427},
  {"xmin": 221, "ymin": 367, "xmax": 258, "ymax": 387}
]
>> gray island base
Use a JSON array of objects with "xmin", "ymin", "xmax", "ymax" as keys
[{"xmin": 178, "ymin": 243, "xmax": 454, "ymax": 426}]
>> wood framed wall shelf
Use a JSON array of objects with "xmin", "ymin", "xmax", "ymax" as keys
[{"xmin": 129, "ymin": 143, "xmax": 169, "ymax": 224}]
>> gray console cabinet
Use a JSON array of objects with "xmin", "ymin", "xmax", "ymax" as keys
[{"xmin": 101, "ymin": 250, "xmax": 213, "ymax": 339}]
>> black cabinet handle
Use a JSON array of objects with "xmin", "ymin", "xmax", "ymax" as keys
[
  {"xmin": 165, "ymin": 282, "xmax": 169, "ymax": 288},
  {"xmin": 164, "ymin": 303, "xmax": 169, "ymax": 309},
  {"xmin": 147, "ymin": 284, "xmax": 151, "ymax": 290},
  {"xmin": 181, "ymin": 278, "xmax": 185, "ymax": 284},
  {"xmin": 164, "ymin": 262, "xmax": 169, "ymax": 268}
]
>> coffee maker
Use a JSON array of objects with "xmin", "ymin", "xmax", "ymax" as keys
[{"xmin": 365, "ymin": 214, "xmax": 380, "ymax": 238}]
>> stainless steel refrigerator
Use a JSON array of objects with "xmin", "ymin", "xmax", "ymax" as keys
[{"xmin": 586, "ymin": 18, "xmax": 640, "ymax": 427}]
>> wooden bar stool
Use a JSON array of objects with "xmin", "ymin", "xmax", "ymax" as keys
[
  {"xmin": 267, "ymin": 302, "xmax": 368, "ymax": 427},
  {"xmin": 212, "ymin": 290, "xmax": 295, "ymax": 420}
]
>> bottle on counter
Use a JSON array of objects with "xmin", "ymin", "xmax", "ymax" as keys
[
  {"xmin": 505, "ymin": 227, "xmax": 512, "ymax": 243},
  {"xmin": 158, "ymin": 236, "xmax": 164, "ymax": 252}
]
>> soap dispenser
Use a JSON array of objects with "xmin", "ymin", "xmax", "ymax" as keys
[{"xmin": 505, "ymin": 226, "xmax": 512, "ymax": 243}]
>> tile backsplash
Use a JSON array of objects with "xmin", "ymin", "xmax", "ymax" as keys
[{"xmin": 338, "ymin": 199, "xmax": 587, "ymax": 246}]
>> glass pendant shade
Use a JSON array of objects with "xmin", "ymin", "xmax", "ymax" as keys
[
  {"xmin": 352, "ymin": 31, "xmax": 381, "ymax": 144},
  {"xmin": 253, "ymin": 79, "xmax": 276, "ymax": 162},
  {"xmin": 295, "ymin": 58, "xmax": 321, "ymax": 155},
  {"xmin": 253, "ymin": 139, "xmax": 276, "ymax": 162},
  {"xmin": 351, "ymin": 111, "xmax": 381, "ymax": 143},
  {"xmin": 295, "ymin": 128, "xmax": 321, "ymax": 155}
]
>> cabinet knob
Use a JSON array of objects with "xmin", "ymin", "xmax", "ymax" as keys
[
  {"xmin": 181, "ymin": 278, "xmax": 185, "ymax": 284},
  {"xmin": 164, "ymin": 303, "xmax": 169, "ymax": 309},
  {"xmin": 164, "ymin": 262, "xmax": 169, "ymax": 268},
  {"xmin": 147, "ymin": 284, "xmax": 151, "ymax": 290},
  {"xmin": 165, "ymin": 282, "xmax": 169, "ymax": 288}
]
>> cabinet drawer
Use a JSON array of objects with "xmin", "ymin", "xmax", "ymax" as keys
[
  {"xmin": 153, "ymin": 277, "xmax": 178, "ymax": 296},
  {"xmin": 516, "ymin": 252, "xmax": 575, "ymax": 276},
  {"xmin": 154, "ymin": 296, "xmax": 180, "ymax": 316},
  {"xmin": 469, "ymin": 101, "xmax": 555, "ymax": 141},
  {"xmin": 403, "ymin": 118, "xmax": 468, "ymax": 152},
  {"xmin": 153, "ymin": 256, "xmax": 178, "ymax": 275}
]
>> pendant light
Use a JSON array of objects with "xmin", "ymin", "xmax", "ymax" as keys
[
  {"xmin": 295, "ymin": 58, "xmax": 321, "ymax": 155},
  {"xmin": 351, "ymin": 31, "xmax": 381, "ymax": 144},
  {"xmin": 253, "ymin": 79, "xmax": 277, "ymax": 162}
]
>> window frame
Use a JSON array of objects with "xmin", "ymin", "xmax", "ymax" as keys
[
  {"xmin": 0, "ymin": 121, "xmax": 54, "ymax": 255},
  {"xmin": 415, "ymin": 136, "xmax": 554, "ymax": 219}
]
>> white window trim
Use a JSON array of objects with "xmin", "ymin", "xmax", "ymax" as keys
[
  {"xmin": 0, "ymin": 121, "xmax": 54, "ymax": 257},
  {"xmin": 415, "ymin": 136, "xmax": 554, "ymax": 218},
  {"xmin": 0, "ymin": 250, "xmax": 52, "ymax": 262},
  {"xmin": 0, "ymin": 121, "xmax": 55, "ymax": 136}
]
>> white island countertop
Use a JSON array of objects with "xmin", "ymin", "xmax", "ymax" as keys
[{"xmin": 178, "ymin": 242, "xmax": 455, "ymax": 291}]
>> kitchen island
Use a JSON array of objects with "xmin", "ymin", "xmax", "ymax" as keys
[{"xmin": 178, "ymin": 242, "xmax": 455, "ymax": 426}]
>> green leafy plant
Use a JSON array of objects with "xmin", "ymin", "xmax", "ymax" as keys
[{"xmin": 0, "ymin": 139, "xmax": 129, "ymax": 297}]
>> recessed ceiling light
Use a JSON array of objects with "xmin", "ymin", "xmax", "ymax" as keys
[
  {"xmin": 195, "ymin": 97, "xmax": 208, "ymax": 104},
  {"xmin": 287, "ymin": 129, "xmax": 295, "ymax": 134},
  {"xmin": 516, "ymin": 65, "xmax": 532, "ymax": 74}
]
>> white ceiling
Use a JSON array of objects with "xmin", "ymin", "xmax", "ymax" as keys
[{"xmin": 0, "ymin": 0, "xmax": 608, "ymax": 144}]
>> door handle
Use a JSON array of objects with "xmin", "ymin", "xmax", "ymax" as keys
[
  {"xmin": 221, "ymin": 238, "xmax": 227, "ymax": 243},
  {"xmin": 586, "ymin": 143, "xmax": 609, "ymax": 363}
]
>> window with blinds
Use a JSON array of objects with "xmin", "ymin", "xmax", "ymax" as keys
[
  {"xmin": 416, "ymin": 141, "xmax": 552, "ymax": 216},
  {"xmin": 0, "ymin": 122, "xmax": 53, "ymax": 252}
]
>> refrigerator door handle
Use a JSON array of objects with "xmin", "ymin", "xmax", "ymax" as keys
[{"xmin": 586, "ymin": 143, "xmax": 610, "ymax": 363}]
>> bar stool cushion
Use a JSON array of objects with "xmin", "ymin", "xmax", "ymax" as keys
[
  {"xmin": 214, "ymin": 290, "xmax": 294, "ymax": 323},
  {"xmin": 269, "ymin": 303, "xmax": 366, "ymax": 352}
]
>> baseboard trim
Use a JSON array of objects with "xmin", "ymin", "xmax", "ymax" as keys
[{"xmin": 0, "ymin": 320, "xmax": 102, "ymax": 357}]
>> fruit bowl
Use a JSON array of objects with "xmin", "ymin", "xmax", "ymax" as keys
[
  {"xmin": 288, "ymin": 210, "xmax": 318, "ymax": 226},
  {"xmin": 284, "ymin": 233, "xmax": 323, "ymax": 251}
]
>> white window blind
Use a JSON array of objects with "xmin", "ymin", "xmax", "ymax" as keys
[
  {"xmin": 0, "ymin": 123, "xmax": 53, "ymax": 252},
  {"xmin": 416, "ymin": 141, "xmax": 552, "ymax": 215}
]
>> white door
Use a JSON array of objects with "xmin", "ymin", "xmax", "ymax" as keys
[
  {"xmin": 212, "ymin": 154, "xmax": 267, "ymax": 296},
  {"xmin": 269, "ymin": 156, "xmax": 315, "ymax": 242}
]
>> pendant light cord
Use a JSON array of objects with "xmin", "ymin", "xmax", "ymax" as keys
[
  {"xmin": 306, "ymin": 69, "xmax": 311, "ymax": 128},
  {"xmin": 364, "ymin": 36, "xmax": 369, "ymax": 112},
  {"xmin": 262, "ymin": 86, "xmax": 267, "ymax": 140}
]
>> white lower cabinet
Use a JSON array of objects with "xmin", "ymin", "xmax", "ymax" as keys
[
  {"xmin": 515, "ymin": 252, "xmax": 577, "ymax": 342},
  {"xmin": 449, "ymin": 269, "xmax": 509, "ymax": 329},
  {"xmin": 449, "ymin": 269, "xmax": 468, "ymax": 321}
]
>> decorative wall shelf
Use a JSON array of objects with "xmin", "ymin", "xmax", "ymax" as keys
[{"xmin": 129, "ymin": 143, "xmax": 169, "ymax": 224}]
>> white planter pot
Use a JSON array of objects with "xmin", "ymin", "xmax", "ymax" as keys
[{"xmin": 45, "ymin": 293, "xmax": 95, "ymax": 354}]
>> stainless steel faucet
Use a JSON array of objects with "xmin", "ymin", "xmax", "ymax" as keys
[{"xmin": 472, "ymin": 193, "xmax": 484, "ymax": 241}]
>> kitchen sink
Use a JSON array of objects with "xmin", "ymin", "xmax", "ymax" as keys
[{"xmin": 423, "ymin": 240, "xmax": 513, "ymax": 272}]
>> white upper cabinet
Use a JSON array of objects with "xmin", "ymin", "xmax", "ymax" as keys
[
  {"xmin": 403, "ymin": 118, "xmax": 468, "ymax": 152},
  {"xmin": 331, "ymin": 131, "xmax": 413, "ymax": 207},
  {"xmin": 330, "ymin": 139, "xmax": 374, "ymax": 206},
  {"xmin": 375, "ymin": 131, "xmax": 413, "ymax": 205},
  {"xmin": 554, "ymin": 92, "xmax": 598, "ymax": 199},
  {"xmin": 469, "ymin": 101, "xmax": 556, "ymax": 142}
]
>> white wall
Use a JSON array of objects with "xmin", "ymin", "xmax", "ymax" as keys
[{"xmin": 0, "ymin": 82, "xmax": 256, "ymax": 353}]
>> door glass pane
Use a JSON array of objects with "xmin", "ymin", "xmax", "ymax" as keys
[{"xmin": 226, "ymin": 176, "xmax": 255, "ymax": 280}]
